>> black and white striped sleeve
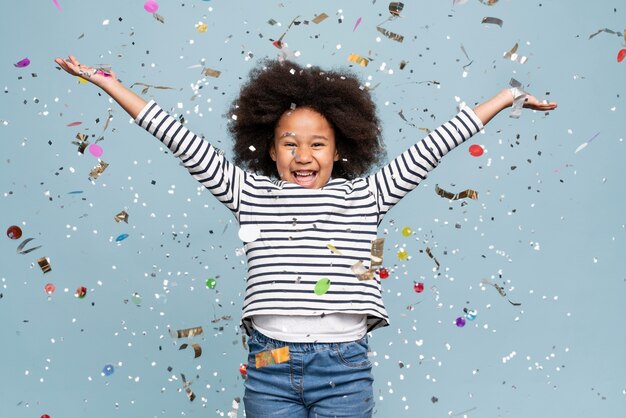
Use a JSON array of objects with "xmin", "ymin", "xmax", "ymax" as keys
[
  {"xmin": 135, "ymin": 100, "xmax": 242, "ymax": 215},
  {"xmin": 371, "ymin": 107, "xmax": 483, "ymax": 218}
]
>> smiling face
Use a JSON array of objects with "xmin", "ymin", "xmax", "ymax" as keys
[{"xmin": 270, "ymin": 107, "xmax": 339, "ymax": 189}]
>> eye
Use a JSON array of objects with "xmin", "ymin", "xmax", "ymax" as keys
[{"xmin": 312, "ymin": 143, "xmax": 325, "ymax": 148}]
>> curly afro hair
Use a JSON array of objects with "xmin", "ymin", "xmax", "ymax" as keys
[{"xmin": 227, "ymin": 59, "xmax": 386, "ymax": 180}]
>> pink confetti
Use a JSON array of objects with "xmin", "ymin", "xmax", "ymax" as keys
[
  {"xmin": 144, "ymin": 0, "xmax": 159, "ymax": 13},
  {"xmin": 353, "ymin": 17, "xmax": 362, "ymax": 32},
  {"xmin": 52, "ymin": 0, "xmax": 62, "ymax": 12},
  {"xmin": 88, "ymin": 143, "xmax": 103, "ymax": 158},
  {"xmin": 67, "ymin": 121, "xmax": 82, "ymax": 127},
  {"xmin": 14, "ymin": 58, "xmax": 30, "ymax": 68}
]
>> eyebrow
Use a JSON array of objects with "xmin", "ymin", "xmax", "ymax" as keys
[{"xmin": 278, "ymin": 132, "xmax": 329, "ymax": 140}]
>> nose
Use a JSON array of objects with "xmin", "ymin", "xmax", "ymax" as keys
[{"xmin": 294, "ymin": 146, "xmax": 313, "ymax": 163}]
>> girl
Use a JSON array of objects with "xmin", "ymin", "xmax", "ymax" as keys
[{"xmin": 54, "ymin": 55, "xmax": 556, "ymax": 418}]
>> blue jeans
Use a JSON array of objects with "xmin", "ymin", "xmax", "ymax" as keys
[{"xmin": 244, "ymin": 330, "xmax": 374, "ymax": 418}]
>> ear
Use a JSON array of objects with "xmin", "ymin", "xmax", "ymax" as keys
[
  {"xmin": 269, "ymin": 143, "xmax": 277, "ymax": 161},
  {"xmin": 334, "ymin": 148, "xmax": 340, "ymax": 162}
]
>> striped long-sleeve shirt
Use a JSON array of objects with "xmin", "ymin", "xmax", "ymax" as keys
[{"xmin": 136, "ymin": 100, "xmax": 483, "ymax": 335}]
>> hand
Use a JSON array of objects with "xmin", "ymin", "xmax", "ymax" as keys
[
  {"xmin": 53, "ymin": 55, "xmax": 116, "ymax": 87},
  {"xmin": 522, "ymin": 94, "xmax": 558, "ymax": 111}
]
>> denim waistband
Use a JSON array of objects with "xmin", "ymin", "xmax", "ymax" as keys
[{"xmin": 250, "ymin": 329, "xmax": 368, "ymax": 353}]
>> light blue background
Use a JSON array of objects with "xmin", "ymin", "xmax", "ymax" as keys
[{"xmin": 1, "ymin": 1, "xmax": 624, "ymax": 417}]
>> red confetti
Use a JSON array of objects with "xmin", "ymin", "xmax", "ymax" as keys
[
  {"xmin": 378, "ymin": 267, "xmax": 389, "ymax": 279},
  {"xmin": 44, "ymin": 283, "xmax": 56, "ymax": 295},
  {"xmin": 7, "ymin": 225, "xmax": 22, "ymax": 239},
  {"xmin": 413, "ymin": 282, "xmax": 424, "ymax": 293},
  {"xmin": 618, "ymin": 49, "xmax": 626, "ymax": 63},
  {"xmin": 41, "ymin": 415, "xmax": 51, "ymax": 418},
  {"xmin": 239, "ymin": 363, "xmax": 247, "ymax": 376},
  {"xmin": 272, "ymin": 40, "xmax": 283, "ymax": 49},
  {"xmin": 67, "ymin": 121, "xmax": 82, "ymax": 127},
  {"xmin": 75, "ymin": 286, "xmax": 87, "ymax": 298},
  {"xmin": 468, "ymin": 144, "xmax": 484, "ymax": 157}
]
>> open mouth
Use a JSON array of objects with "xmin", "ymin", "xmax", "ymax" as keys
[{"xmin": 292, "ymin": 170, "xmax": 318, "ymax": 187}]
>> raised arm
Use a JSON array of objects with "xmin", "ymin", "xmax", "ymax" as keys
[
  {"xmin": 54, "ymin": 55, "xmax": 147, "ymax": 119},
  {"xmin": 473, "ymin": 88, "xmax": 557, "ymax": 126}
]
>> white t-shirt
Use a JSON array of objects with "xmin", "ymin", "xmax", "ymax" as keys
[{"xmin": 252, "ymin": 313, "xmax": 367, "ymax": 343}]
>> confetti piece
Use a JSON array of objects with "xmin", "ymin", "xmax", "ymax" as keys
[
  {"xmin": 575, "ymin": 132, "xmax": 600, "ymax": 154},
  {"xmin": 170, "ymin": 326, "xmax": 204, "ymax": 338},
  {"xmin": 326, "ymin": 243, "xmax": 343, "ymax": 255},
  {"xmin": 74, "ymin": 286, "xmax": 87, "ymax": 298},
  {"xmin": 588, "ymin": 27, "xmax": 623, "ymax": 40},
  {"xmin": 180, "ymin": 343, "xmax": 203, "ymax": 358},
  {"xmin": 196, "ymin": 22, "xmax": 208, "ymax": 33},
  {"xmin": 114, "ymin": 210, "xmax": 129, "ymax": 223},
  {"xmin": 478, "ymin": 0, "xmax": 499, "ymax": 5},
  {"xmin": 389, "ymin": 2, "xmax": 404, "ymax": 16},
  {"xmin": 464, "ymin": 308, "xmax": 477, "ymax": 320},
  {"xmin": 468, "ymin": 144, "xmax": 484, "ymax": 157},
  {"xmin": 481, "ymin": 17, "xmax": 503, "ymax": 27},
  {"xmin": 88, "ymin": 160, "xmax": 109, "ymax": 181},
  {"xmin": 144, "ymin": 0, "xmax": 159, "ymax": 13},
  {"xmin": 508, "ymin": 78, "xmax": 528, "ymax": 118},
  {"xmin": 401, "ymin": 226, "xmax": 412, "ymax": 236},
  {"xmin": 397, "ymin": 248, "xmax": 408, "ymax": 260},
  {"xmin": 131, "ymin": 292, "xmax": 142, "ymax": 305},
  {"xmin": 102, "ymin": 364, "xmax": 114, "ymax": 376},
  {"xmin": 7, "ymin": 225, "xmax": 22, "ymax": 240},
  {"xmin": 425, "ymin": 247, "xmax": 440, "ymax": 269},
  {"xmin": 376, "ymin": 26, "xmax": 404, "ymax": 42},
  {"xmin": 312, "ymin": 13, "xmax": 329, "ymax": 24},
  {"xmin": 181, "ymin": 373, "xmax": 196, "ymax": 401},
  {"xmin": 481, "ymin": 278, "xmax": 521, "ymax": 306},
  {"xmin": 353, "ymin": 17, "xmax": 362, "ymax": 32},
  {"xmin": 239, "ymin": 363, "xmax": 248, "ymax": 377},
  {"xmin": 88, "ymin": 143, "xmax": 103, "ymax": 157},
  {"xmin": 44, "ymin": 283, "xmax": 56, "ymax": 295},
  {"xmin": 351, "ymin": 261, "xmax": 372, "ymax": 281},
  {"xmin": 51, "ymin": 0, "xmax": 62, "ymax": 11},
  {"xmin": 130, "ymin": 82, "xmax": 175, "ymax": 95},
  {"xmin": 455, "ymin": 317, "xmax": 466, "ymax": 327},
  {"xmin": 66, "ymin": 121, "xmax": 82, "ymax": 127},
  {"xmin": 413, "ymin": 282, "xmax": 424, "ymax": 293},
  {"xmin": 37, "ymin": 257, "xmax": 52, "ymax": 274},
  {"xmin": 153, "ymin": 13, "xmax": 165, "ymax": 24},
  {"xmin": 14, "ymin": 58, "xmax": 30, "ymax": 68},
  {"xmin": 115, "ymin": 233, "xmax": 129, "ymax": 242},
  {"xmin": 348, "ymin": 53, "xmax": 369, "ymax": 67},
  {"xmin": 503, "ymin": 43, "xmax": 527, "ymax": 64},
  {"xmin": 434, "ymin": 184, "xmax": 479, "ymax": 200},
  {"xmin": 205, "ymin": 278, "xmax": 217, "ymax": 289},
  {"xmin": 378, "ymin": 267, "xmax": 389, "ymax": 279},
  {"xmin": 238, "ymin": 224, "xmax": 261, "ymax": 243},
  {"xmin": 255, "ymin": 346, "xmax": 290, "ymax": 368},
  {"xmin": 203, "ymin": 67, "xmax": 221, "ymax": 78},
  {"xmin": 16, "ymin": 237, "xmax": 41, "ymax": 254},
  {"xmin": 314, "ymin": 278, "xmax": 331, "ymax": 295},
  {"xmin": 73, "ymin": 132, "xmax": 89, "ymax": 153},
  {"xmin": 618, "ymin": 49, "xmax": 626, "ymax": 63}
]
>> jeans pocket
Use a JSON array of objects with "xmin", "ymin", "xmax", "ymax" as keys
[{"xmin": 335, "ymin": 339, "xmax": 372, "ymax": 369}]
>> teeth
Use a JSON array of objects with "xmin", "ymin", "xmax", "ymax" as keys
[{"xmin": 295, "ymin": 171, "xmax": 314, "ymax": 177}]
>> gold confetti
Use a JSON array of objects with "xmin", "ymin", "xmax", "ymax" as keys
[
  {"xmin": 255, "ymin": 346, "xmax": 290, "ymax": 368},
  {"xmin": 180, "ymin": 343, "xmax": 203, "ymax": 358},
  {"xmin": 196, "ymin": 22, "xmax": 207, "ymax": 32},
  {"xmin": 326, "ymin": 243, "xmax": 343, "ymax": 255},
  {"xmin": 376, "ymin": 26, "xmax": 404, "ymax": 42},
  {"xmin": 347, "ymin": 53, "xmax": 369, "ymax": 67},
  {"xmin": 351, "ymin": 260, "xmax": 372, "ymax": 281},
  {"xmin": 114, "ymin": 210, "xmax": 129, "ymax": 223},
  {"xmin": 72, "ymin": 132, "xmax": 89, "ymax": 154},
  {"xmin": 203, "ymin": 67, "xmax": 221, "ymax": 78},
  {"xmin": 88, "ymin": 161, "xmax": 109, "ymax": 181},
  {"xmin": 37, "ymin": 257, "xmax": 51, "ymax": 274},
  {"xmin": 312, "ymin": 13, "xmax": 329, "ymax": 24},
  {"xmin": 389, "ymin": 2, "xmax": 404, "ymax": 16},
  {"xmin": 435, "ymin": 184, "xmax": 479, "ymax": 200},
  {"xmin": 170, "ymin": 326, "xmax": 204, "ymax": 338}
]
